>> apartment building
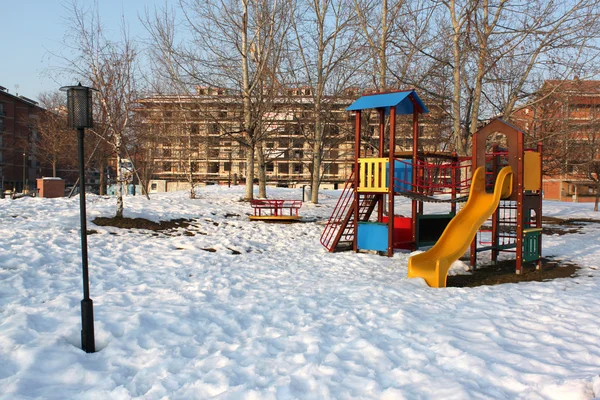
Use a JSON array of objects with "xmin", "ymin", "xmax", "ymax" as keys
[
  {"xmin": 134, "ymin": 87, "xmax": 450, "ymax": 191},
  {"xmin": 513, "ymin": 80, "xmax": 600, "ymax": 202},
  {"xmin": 0, "ymin": 86, "xmax": 44, "ymax": 193}
]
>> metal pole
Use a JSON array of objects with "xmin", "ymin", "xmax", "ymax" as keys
[
  {"xmin": 22, "ymin": 152, "xmax": 26, "ymax": 193},
  {"xmin": 78, "ymin": 127, "xmax": 95, "ymax": 353}
]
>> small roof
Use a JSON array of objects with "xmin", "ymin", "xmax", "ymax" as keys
[{"xmin": 346, "ymin": 90, "xmax": 429, "ymax": 114}]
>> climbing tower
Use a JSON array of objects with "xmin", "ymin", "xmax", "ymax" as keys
[{"xmin": 470, "ymin": 119, "xmax": 543, "ymax": 274}]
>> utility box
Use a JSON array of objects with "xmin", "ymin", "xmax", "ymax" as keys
[{"xmin": 37, "ymin": 178, "xmax": 65, "ymax": 198}]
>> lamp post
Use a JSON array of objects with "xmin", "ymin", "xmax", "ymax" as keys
[{"xmin": 60, "ymin": 83, "xmax": 96, "ymax": 353}]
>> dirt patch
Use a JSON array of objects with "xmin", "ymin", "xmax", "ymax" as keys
[
  {"xmin": 541, "ymin": 216, "xmax": 600, "ymax": 235},
  {"xmin": 92, "ymin": 216, "xmax": 193, "ymax": 232},
  {"xmin": 447, "ymin": 257, "xmax": 580, "ymax": 288}
]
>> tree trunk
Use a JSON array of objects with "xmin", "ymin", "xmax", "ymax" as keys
[
  {"xmin": 99, "ymin": 164, "xmax": 106, "ymax": 196},
  {"xmin": 115, "ymin": 135, "xmax": 124, "ymax": 218},
  {"xmin": 311, "ymin": 117, "xmax": 323, "ymax": 204},
  {"xmin": 241, "ymin": 0, "xmax": 254, "ymax": 201},
  {"xmin": 379, "ymin": 0, "xmax": 387, "ymax": 90},
  {"xmin": 449, "ymin": 0, "xmax": 467, "ymax": 156},
  {"xmin": 595, "ymin": 181, "xmax": 600, "ymax": 212},
  {"xmin": 257, "ymin": 145, "xmax": 267, "ymax": 198},
  {"xmin": 244, "ymin": 142, "xmax": 255, "ymax": 200},
  {"xmin": 188, "ymin": 134, "xmax": 196, "ymax": 199}
]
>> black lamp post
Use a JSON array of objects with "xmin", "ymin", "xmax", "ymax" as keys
[{"xmin": 60, "ymin": 83, "xmax": 96, "ymax": 353}]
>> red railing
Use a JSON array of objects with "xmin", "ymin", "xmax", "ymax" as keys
[
  {"xmin": 320, "ymin": 173, "xmax": 355, "ymax": 251},
  {"xmin": 250, "ymin": 199, "xmax": 302, "ymax": 217},
  {"xmin": 391, "ymin": 158, "xmax": 473, "ymax": 197}
]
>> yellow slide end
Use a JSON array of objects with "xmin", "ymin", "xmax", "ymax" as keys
[{"xmin": 408, "ymin": 166, "xmax": 513, "ymax": 288}]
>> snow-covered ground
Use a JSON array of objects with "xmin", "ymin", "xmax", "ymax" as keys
[{"xmin": 1, "ymin": 186, "xmax": 600, "ymax": 399}]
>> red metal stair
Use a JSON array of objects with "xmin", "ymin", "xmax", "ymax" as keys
[{"xmin": 320, "ymin": 173, "xmax": 381, "ymax": 252}]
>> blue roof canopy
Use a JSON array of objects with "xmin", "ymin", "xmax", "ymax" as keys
[{"xmin": 346, "ymin": 90, "xmax": 429, "ymax": 115}]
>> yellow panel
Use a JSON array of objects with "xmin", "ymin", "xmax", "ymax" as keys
[
  {"xmin": 357, "ymin": 158, "xmax": 389, "ymax": 192},
  {"xmin": 524, "ymin": 151, "xmax": 541, "ymax": 191}
]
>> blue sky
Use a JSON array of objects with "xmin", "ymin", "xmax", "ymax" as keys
[{"xmin": 1, "ymin": 0, "xmax": 164, "ymax": 102}]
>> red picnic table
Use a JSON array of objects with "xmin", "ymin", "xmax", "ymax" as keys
[{"xmin": 249, "ymin": 199, "xmax": 302, "ymax": 221}]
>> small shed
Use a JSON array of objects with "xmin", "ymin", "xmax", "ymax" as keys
[{"xmin": 37, "ymin": 177, "xmax": 65, "ymax": 198}]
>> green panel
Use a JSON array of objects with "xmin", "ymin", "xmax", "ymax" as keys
[{"xmin": 523, "ymin": 230, "xmax": 541, "ymax": 262}]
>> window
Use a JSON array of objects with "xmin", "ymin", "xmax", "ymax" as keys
[
  {"xmin": 208, "ymin": 162, "xmax": 219, "ymax": 173},
  {"xmin": 266, "ymin": 142, "xmax": 274, "ymax": 148},
  {"xmin": 191, "ymin": 124, "xmax": 199, "ymax": 135},
  {"xmin": 151, "ymin": 183, "xmax": 157, "ymax": 190},
  {"xmin": 191, "ymin": 162, "xmax": 199, "ymax": 173},
  {"xmin": 294, "ymin": 163, "xmax": 302, "ymax": 174},
  {"xmin": 266, "ymin": 162, "xmax": 274, "ymax": 173},
  {"xmin": 224, "ymin": 162, "xmax": 231, "ymax": 172},
  {"xmin": 0, "ymin": 103, "xmax": 4, "ymax": 116},
  {"xmin": 209, "ymin": 123, "xmax": 219, "ymax": 135},
  {"xmin": 163, "ymin": 162, "xmax": 171, "ymax": 172},
  {"xmin": 208, "ymin": 148, "xmax": 219, "ymax": 158},
  {"xmin": 163, "ymin": 148, "xmax": 171, "ymax": 157}
]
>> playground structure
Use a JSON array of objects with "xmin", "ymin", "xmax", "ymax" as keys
[
  {"xmin": 320, "ymin": 90, "xmax": 543, "ymax": 287},
  {"xmin": 249, "ymin": 199, "xmax": 302, "ymax": 222}
]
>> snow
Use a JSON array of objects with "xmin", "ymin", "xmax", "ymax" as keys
[{"xmin": 2, "ymin": 186, "xmax": 600, "ymax": 399}]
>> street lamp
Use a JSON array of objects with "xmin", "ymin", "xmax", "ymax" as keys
[{"xmin": 60, "ymin": 83, "xmax": 97, "ymax": 353}]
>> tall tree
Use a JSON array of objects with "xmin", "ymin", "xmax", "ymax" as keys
[
  {"xmin": 145, "ymin": 0, "xmax": 291, "ymax": 200},
  {"xmin": 289, "ymin": 0, "xmax": 362, "ymax": 203},
  {"xmin": 31, "ymin": 92, "xmax": 76, "ymax": 177},
  {"xmin": 60, "ymin": 0, "xmax": 140, "ymax": 217}
]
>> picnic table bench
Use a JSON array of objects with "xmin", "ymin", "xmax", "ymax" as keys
[{"xmin": 249, "ymin": 199, "xmax": 302, "ymax": 221}]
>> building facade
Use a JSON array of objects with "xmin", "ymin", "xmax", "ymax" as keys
[
  {"xmin": 0, "ymin": 86, "xmax": 44, "ymax": 193},
  {"xmin": 134, "ymin": 87, "xmax": 450, "ymax": 191},
  {"xmin": 513, "ymin": 80, "xmax": 600, "ymax": 203}
]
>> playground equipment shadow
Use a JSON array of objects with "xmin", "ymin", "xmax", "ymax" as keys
[{"xmin": 448, "ymin": 257, "xmax": 579, "ymax": 288}]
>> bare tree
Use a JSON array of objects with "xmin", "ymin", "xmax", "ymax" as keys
[
  {"xmin": 381, "ymin": 0, "xmax": 600, "ymax": 156},
  {"xmin": 145, "ymin": 0, "xmax": 292, "ymax": 200},
  {"xmin": 31, "ymin": 92, "xmax": 76, "ymax": 177},
  {"xmin": 59, "ymin": 0, "xmax": 140, "ymax": 217},
  {"xmin": 527, "ymin": 80, "xmax": 600, "ymax": 211},
  {"xmin": 288, "ymin": 0, "xmax": 363, "ymax": 203}
]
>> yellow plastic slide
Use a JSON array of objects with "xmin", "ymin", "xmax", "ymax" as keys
[{"xmin": 408, "ymin": 166, "xmax": 513, "ymax": 288}]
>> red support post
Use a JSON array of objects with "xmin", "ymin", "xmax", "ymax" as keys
[
  {"xmin": 470, "ymin": 128, "xmax": 479, "ymax": 270},
  {"xmin": 378, "ymin": 108, "xmax": 385, "ymax": 222},
  {"xmin": 388, "ymin": 106, "xmax": 396, "ymax": 257},
  {"xmin": 411, "ymin": 107, "xmax": 419, "ymax": 249},
  {"xmin": 353, "ymin": 111, "xmax": 361, "ymax": 252},
  {"xmin": 516, "ymin": 129, "xmax": 524, "ymax": 274},
  {"xmin": 451, "ymin": 152, "xmax": 457, "ymax": 215},
  {"xmin": 491, "ymin": 144, "xmax": 499, "ymax": 265}
]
